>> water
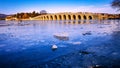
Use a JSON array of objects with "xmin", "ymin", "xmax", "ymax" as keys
[{"xmin": 0, "ymin": 20, "xmax": 120, "ymax": 68}]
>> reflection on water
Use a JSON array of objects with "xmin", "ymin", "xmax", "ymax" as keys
[
  {"xmin": 0, "ymin": 20, "xmax": 120, "ymax": 68},
  {"xmin": 1, "ymin": 20, "xmax": 118, "ymax": 26}
]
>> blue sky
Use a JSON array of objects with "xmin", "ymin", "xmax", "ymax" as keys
[{"xmin": 0, "ymin": 0, "xmax": 119, "ymax": 14}]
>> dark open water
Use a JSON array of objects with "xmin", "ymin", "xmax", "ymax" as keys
[{"xmin": 0, "ymin": 20, "xmax": 120, "ymax": 68}]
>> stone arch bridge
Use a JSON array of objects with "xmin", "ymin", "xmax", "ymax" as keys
[{"xmin": 32, "ymin": 12, "xmax": 108, "ymax": 20}]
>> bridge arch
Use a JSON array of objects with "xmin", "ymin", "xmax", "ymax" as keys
[
  {"xmin": 46, "ymin": 16, "xmax": 49, "ymax": 20},
  {"xmin": 63, "ymin": 15, "xmax": 66, "ymax": 20},
  {"xmin": 78, "ymin": 15, "xmax": 81, "ymax": 20},
  {"xmin": 46, "ymin": 16, "xmax": 48, "ymax": 20},
  {"xmin": 50, "ymin": 15, "xmax": 53, "ymax": 20},
  {"xmin": 73, "ymin": 15, "xmax": 76, "ymax": 20},
  {"xmin": 83, "ymin": 15, "xmax": 87, "ymax": 20},
  {"xmin": 68, "ymin": 15, "xmax": 71, "ymax": 20},
  {"xmin": 88, "ymin": 16, "xmax": 93, "ymax": 20},
  {"xmin": 59, "ymin": 15, "xmax": 62, "ymax": 20},
  {"xmin": 54, "ymin": 15, "xmax": 57, "ymax": 20}
]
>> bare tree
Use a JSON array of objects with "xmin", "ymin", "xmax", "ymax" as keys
[{"xmin": 111, "ymin": 0, "xmax": 120, "ymax": 11}]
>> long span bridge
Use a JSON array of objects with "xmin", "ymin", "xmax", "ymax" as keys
[{"xmin": 31, "ymin": 12, "xmax": 108, "ymax": 20}]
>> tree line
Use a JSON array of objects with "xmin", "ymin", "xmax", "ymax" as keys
[
  {"xmin": 10, "ymin": 10, "xmax": 47, "ymax": 19},
  {"xmin": 12, "ymin": 11, "xmax": 39, "ymax": 19}
]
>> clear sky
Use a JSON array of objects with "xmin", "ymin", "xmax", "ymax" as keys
[{"xmin": 0, "ymin": 0, "xmax": 119, "ymax": 14}]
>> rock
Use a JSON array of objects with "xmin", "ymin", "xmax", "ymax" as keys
[
  {"xmin": 52, "ymin": 45, "xmax": 58, "ymax": 51},
  {"xmin": 82, "ymin": 31, "xmax": 92, "ymax": 36},
  {"xmin": 79, "ymin": 51, "xmax": 90, "ymax": 55},
  {"xmin": 90, "ymin": 65, "xmax": 102, "ymax": 68}
]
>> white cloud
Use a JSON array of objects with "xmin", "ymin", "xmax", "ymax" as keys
[
  {"xmin": 42, "ymin": 5, "xmax": 119, "ymax": 14},
  {"xmin": 8, "ymin": 4, "xmax": 119, "ymax": 14}
]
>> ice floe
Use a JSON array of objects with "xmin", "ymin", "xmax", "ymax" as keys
[
  {"xmin": 72, "ymin": 42, "xmax": 82, "ymax": 45},
  {"xmin": 53, "ymin": 32, "xmax": 69, "ymax": 41},
  {"xmin": 52, "ymin": 44, "xmax": 58, "ymax": 50}
]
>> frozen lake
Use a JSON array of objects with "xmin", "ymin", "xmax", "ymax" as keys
[{"xmin": 0, "ymin": 20, "xmax": 120, "ymax": 68}]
